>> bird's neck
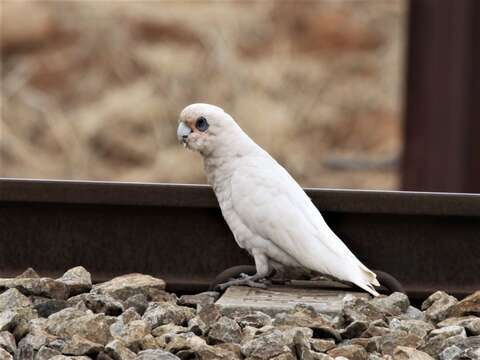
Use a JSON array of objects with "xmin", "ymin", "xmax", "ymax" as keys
[{"xmin": 202, "ymin": 130, "xmax": 262, "ymax": 190}]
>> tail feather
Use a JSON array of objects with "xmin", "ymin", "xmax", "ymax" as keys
[
  {"xmin": 361, "ymin": 265, "xmax": 380, "ymax": 287},
  {"xmin": 352, "ymin": 264, "xmax": 380, "ymax": 296},
  {"xmin": 355, "ymin": 279, "xmax": 380, "ymax": 297}
]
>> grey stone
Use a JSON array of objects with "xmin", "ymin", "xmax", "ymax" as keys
[
  {"xmin": 208, "ymin": 316, "xmax": 242, "ymax": 344},
  {"xmin": 214, "ymin": 343, "xmax": 243, "ymax": 358},
  {"xmin": 18, "ymin": 332, "xmax": 53, "ymax": 351},
  {"xmin": 439, "ymin": 345, "xmax": 463, "ymax": 360},
  {"xmin": 48, "ymin": 339, "xmax": 66, "ymax": 352},
  {"xmin": 97, "ymin": 352, "xmax": 116, "ymax": 360},
  {"xmin": 310, "ymin": 354, "xmax": 334, "ymax": 360},
  {"xmin": 92, "ymin": 274, "xmax": 166, "ymax": 301},
  {"xmin": 367, "ymin": 353, "xmax": 384, "ymax": 360},
  {"xmin": 393, "ymin": 346, "xmax": 433, "ymax": 360},
  {"xmin": 197, "ymin": 304, "xmax": 221, "ymax": 329},
  {"xmin": 389, "ymin": 319, "xmax": 434, "ymax": 339},
  {"xmin": 50, "ymin": 356, "xmax": 91, "ymax": 360},
  {"xmin": 454, "ymin": 335, "xmax": 480, "ymax": 349},
  {"xmin": 124, "ymin": 294, "xmax": 149, "ymax": 316},
  {"xmin": 419, "ymin": 326, "xmax": 466, "ymax": 357},
  {"xmin": 178, "ymin": 292, "xmax": 219, "ymax": 308},
  {"xmin": 370, "ymin": 293, "xmax": 410, "ymax": 316},
  {"xmin": 421, "ymin": 292, "xmax": 458, "ymax": 323},
  {"xmin": 241, "ymin": 329, "xmax": 292, "ymax": 359},
  {"xmin": 437, "ymin": 316, "xmax": 480, "ymax": 335},
  {"xmin": 163, "ymin": 332, "xmax": 206, "ymax": 353},
  {"xmin": 269, "ymin": 352, "xmax": 297, "ymax": 360},
  {"xmin": 233, "ymin": 311, "xmax": 272, "ymax": 328},
  {"xmin": 310, "ymin": 339, "xmax": 336, "ymax": 353},
  {"xmin": 341, "ymin": 337, "xmax": 376, "ymax": 353},
  {"xmin": 23, "ymin": 326, "xmax": 55, "ymax": 352},
  {"xmin": 462, "ymin": 347, "xmax": 480, "ymax": 360},
  {"xmin": 239, "ymin": 325, "xmax": 257, "ymax": 344},
  {"xmin": 151, "ymin": 323, "xmax": 187, "ymax": 338},
  {"xmin": 136, "ymin": 349, "xmax": 180, "ymax": 360},
  {"xmin": 120, "ymin": 308, "xmax": 141, "ymax": 324},
  {"xmin": 16, "ymin": 268, "xmax": 40, "ymax": 279},
  {"xmin": 257, "ymin": 325, "xmax": 314, "ymax": 351},
  {"xmin": 328, "ymin": 345, "xmax": 368, "ymax": 360},
  {"xmin": 12, "ymin": 317, "xmax": 31, "ymax": 341},
  {"xmin": 447, "ymin": 291, "xmax": 480, "ymax": 317},
  {"xmin": 35, "ymin": 346, "xmax": 62, "ymax": 360},
  {"xmin": 0, "ymin": 331, "xmax": 16, "ymax": 354},
  {"xmin": 32, "ymin": 297, "xmax": 68, "ymax": 318},
  {"xmin": 142, "ymin": 302, "xmax": 194, "ymax": 329},
  {"xmin": 366, "ymin": 336, "xmax": 383, "ymax": 353},
  {"xmin": 187, "ymin": 316, "xmax": 208, "ymax": 336},
  {"xmin": 273, "ymin": 304, "xmax": 340, "ymax": 341},
  {"xmin": 139, "ymin": 334, "xmax": 157, "ymax": 351},
  {"xmin": 0, "ymin": 307, "xmax": 37, "ymax": 333},
  {"xmin": 378, "ymin": 330, "xmax": 423, "ymax": 356},
  {"xmin": 193, "ymin": 344, "xmax": 242, "ymax": 359},
  {"xmin": 448, "ymin": 334, "xmax": 480, "ymax": 351},
  {"xmin": 0, "ymin": 311, "xmax": 17, "ymax": 332},
  {"xmin": 444, "ymin": 334, "xmax": 471, "ymax": 350},
  {"xmin": 362, "ymin": 323, "xmax": 393, "ymax": 338},
  {"xmin": 0, "ymin": 288, "xmax": 32, "ymax": 311},
  {"xmin": 110, "ymin": 319, "xmax": 151, "ymax": 352},
  {"xmin": 0, "ymin": 278, "xmax": 68, "ymax": 300},
  {"xmin": 15, "ymin": 341, "xmax": 34, "ymax": 360},
  {"xmin": 294, "ymin": 329, "xmax": 322, "ymax": 360},
  {"xmin": 364, "ymin": 337, "xmax": 384, "ymax": 352},
  {"xmin": 105, "ymin": 340, "xmax": 137, "ymax": 360},
  {"xmin": 429, "ymin": 326, "xmax": 466, "ymax": 338},
  {"xmin": 400, "ymin": 306, "xmax": 426, "ymax": 321},
  {"xmin": 68, "ymin": 293, "xmax": 124, "ymax": 316},
  {"xmin": 57, "ymin": 267, "xmax": 92, "ymax": 296},
  {"xmin": 0, "ymin": 347, "xmax": 13, "ymax": 360},
  {"xmin": 45, "ymin": 307, "xmax": 112, "ymax": 345},
  {"xmin": 343, "ymin": 296, "xmax": 386, "ymax": 324},
  {"xmin": 341, "ymin": 320, "xmax": 369, "ymax": 339},
  {"xmin": 62, "ymin": 334, "xmax": 104, "ymax": 356},
  {"xmin": 28, "ymin": 317, "xmax": 49, "ymax": 336}
]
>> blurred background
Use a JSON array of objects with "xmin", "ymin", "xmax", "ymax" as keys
[
  {"xmin": 0, "ymin": 0, "xmax": 405, "ymax": 189},
  {"xmin": 1, "ymin": 1, "xmax": 478, "ymax": 192}
]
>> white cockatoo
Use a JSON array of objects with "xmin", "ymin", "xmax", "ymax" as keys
[{"xmin": 177, "ymin": 103, "xmax": 380, "ymax": 296}]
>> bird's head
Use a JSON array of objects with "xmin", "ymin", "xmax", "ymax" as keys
[{"xmin": 177, "ymin": 103, "xmax": 239, "ymax": 156}]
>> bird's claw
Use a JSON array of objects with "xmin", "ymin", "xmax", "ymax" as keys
[{"xmin": 215, "ymin": 274, "xmax": 269, "ymax": 291}]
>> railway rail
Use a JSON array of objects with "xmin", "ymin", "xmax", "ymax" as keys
[{"xmin": 1, "ymin": 178, "xmax": 479, "ymax": 301}]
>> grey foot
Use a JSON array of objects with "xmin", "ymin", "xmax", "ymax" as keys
[{"xmin": 216, "ymin": 273, "xmax": 270, "ymax": 291}]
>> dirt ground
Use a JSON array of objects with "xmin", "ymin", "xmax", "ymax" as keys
[{"xmin": 1, "ymin": 0, "xmax": 406, "ymax": 189}]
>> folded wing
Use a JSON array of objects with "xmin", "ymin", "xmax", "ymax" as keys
[{"xmin": 231, "ymin": 155, "xmax": 379, "ymax": 296}]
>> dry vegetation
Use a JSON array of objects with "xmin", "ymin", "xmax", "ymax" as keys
[{"xmin": 1, "ymin": 0, "xmax": 405, "ymax": 189}]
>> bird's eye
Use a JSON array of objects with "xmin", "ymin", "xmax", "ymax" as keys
[{"xmin": 195, "ymin": 116, "xmax": 209, "ymax": 132}]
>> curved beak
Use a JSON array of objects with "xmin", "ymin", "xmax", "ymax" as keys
[{"xmin": 177, "ymin": 122, "xmax": 192, "ymax": 143}]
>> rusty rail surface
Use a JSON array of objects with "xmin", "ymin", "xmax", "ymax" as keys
[{"xmin": 1, "ymin": 178, "xmax": 479, "ymax": 300}]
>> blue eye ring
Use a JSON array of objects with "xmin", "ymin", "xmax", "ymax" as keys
[{"xmin": 196, "ymin": 116, "xmax": 209, "ymax": 132}]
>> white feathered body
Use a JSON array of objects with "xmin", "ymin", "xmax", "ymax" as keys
[
  {"xmin": 177, "ymin": 103, "xmax": 379, "ymax": 296},
  {"xmin": 202, "ymin": 124, "xmax": 379, "ymax": 296}
]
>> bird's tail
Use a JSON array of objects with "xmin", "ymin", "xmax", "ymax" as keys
[{"xmin": 353, "ymin": 264, "xmax": 380, "ymax": 296}]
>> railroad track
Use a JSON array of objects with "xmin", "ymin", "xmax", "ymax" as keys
[{"xmin": 1, "ymin": 178, "xmax": 479, "ymax": 301}]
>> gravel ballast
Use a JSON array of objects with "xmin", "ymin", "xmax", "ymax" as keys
[{"xmin": 0, "ymin": 267, "xmax": 479, "ymax": 360}]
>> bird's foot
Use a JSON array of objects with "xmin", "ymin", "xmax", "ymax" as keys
[{"xmin": 215, "ymin": 273, "xmax": 270, "ymax": 291}]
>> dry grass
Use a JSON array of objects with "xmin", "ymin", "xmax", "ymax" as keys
[{"xmin": 1, "ymin": 0, "xmax": 406, "ymax": 189}]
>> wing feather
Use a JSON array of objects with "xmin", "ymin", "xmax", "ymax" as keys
[{"xmin": 230, "ymin": 156, "xmax": 379, "ymax": 294}]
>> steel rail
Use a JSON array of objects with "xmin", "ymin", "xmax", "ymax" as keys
[{"xmin": 1, "ymin": 178, "xmax": 479, "ymax": 299}]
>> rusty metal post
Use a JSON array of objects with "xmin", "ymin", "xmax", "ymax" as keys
[{"xmin": 402, "ymin": 0, "xmax": 480, "ymax": 193}]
